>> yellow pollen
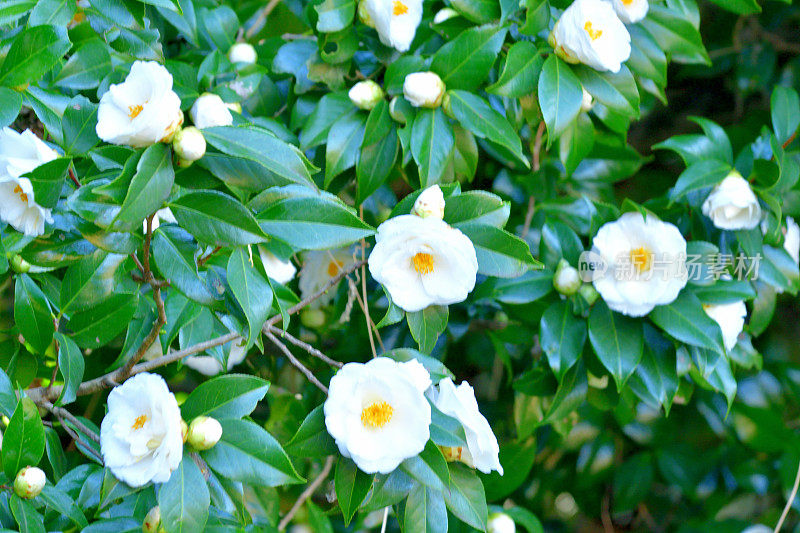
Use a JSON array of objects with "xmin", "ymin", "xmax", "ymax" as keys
[
  {"xmin": 327, "ymin": 260, "xmax": 343, "ymax": 277},
  {"xmin": 584, "ymin": 21, "xmax": 603, "ymax": 41},
  {"xmin": 361, "ymin": 401, "xmax": 393, "ymax": 429},
  {"xmin": 629, "ymin": 246, "xmax": 652, "ymax": 273},
  {"xmin": 13, "ymin": 185, "xmax": 28, "ymax": 203},
  {"xmin": 131, "ymin": 415, "xmax": 148, "ymax": 430},
  {"xmin": 621, "ymin": 0, "xmax": 634, "ymax": 4},
  {"xmin": 412, "ymin": 252, "xmax": 434, "ymax": 275},
  {"xmin": 128, "ymin": 104, "xmax": 144, "ymax": 119},
  {"xmin": 392, "ymin": 0, "xmax": 409, "ymax": 15}
]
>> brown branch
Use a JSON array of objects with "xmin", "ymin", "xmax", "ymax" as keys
[
  {"xmin": 68, "ymin": 166, "xmax": 81, "ymax": 188},
  {"xmin": 246, "ymin": 0, "xmax": 283, "ymax": 39},
  {"xmin": 40, "ymin": 400, "xmax": 100, "ymax": 443},
  {"xmin": 267, "ymin": 325, "xmax": 342, "ymax": 369},
  {"xmin": 521, "ymin": 121, "xmax": 546, "ymax": 239},
  {"xmin": 264, "ymin": 329, "xmax": 328, "ymax": 394},
  {"xmin": 197, "ymin": 246, "xmax": 221, "ymax": 268},
  {"xmin": 278, "ymin": 455, "xmax": 335, "ymax": 531}
]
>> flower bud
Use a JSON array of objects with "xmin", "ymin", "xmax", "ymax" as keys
[
  {"xmin": 14, "ymin": 466, "xmax": 45, "ymax": 499},
  {"xmin": 412, "ymin": 185, "xmax": 445, "ymax": 220},
  {"xmin": 357, "ymin": 0, "xmax": 375, "ymax": 28},
  {"xmin": 180, "ymin": 419, "xmax": 189, "ymax": 443},
  {"xmin": 190, "ymin": 93, "xmax": 233, "ymax": 129},
  {"xmin": 172, "ymin": 127, "xmax": 206, "ymax": 164},
  {"xmin": 441, "ymin": 91, "xmax": 454, "ymax": 119},
  {"xmin": 348, "ymin": 80, "xmax": 385, "ymax": 111},
  {"xmin": 487, "ymin": 512, "xmax": 516, "ymax": 533},
  {"xmin": 433, "ymin": 7, "xmax": 459, "ymax": 24},
  {"xmin": 225, "ymin": 102, "xmax": 242, "ymax": 114},
  {"xmin": 186, "ymin": 416, "xmax": 222, "ymax": 450},
  {"xmin": 300, "ymin": 308, "xmax": 326, "ymax": 329},
  {"xmin": 553, "ymin": 259, "xmax": 581, "ymax": 296},
  {"xmin": 701, "ymin": 170, "xmax": 762, "ymax": 230},
  {"xmin": 578, "ymin": 283, "xmax": 600, "ymax": 305},
  {"xmin": 143, "ymin": 506, "xmax": 162, "ymax": 533},
  {"xmin": 228, "ymin": 42, "xmax": 257, "ymax": 65},
  {"xmin": 403, "ymin": 71, "xmax": 446, "ymax": 109},
  {"xmin": 580, "ymin": 87, "xmax": 594, "ymax": 112},
  {"xmin": 389, "ymin": 96, "xmax": 413, "ymax": 125},
  {"xmin": 9, "ymin": 255, "xmax": 30, "ymax": 273}
]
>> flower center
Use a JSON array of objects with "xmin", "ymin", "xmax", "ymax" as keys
[
  {"xmin": 327, "ymin": 259, "xmax": 343, "ymax": 277},
  {"xmin": 629, "ymin": 246, "xmax": 652, "ymax": 273},
  {"xmin": 584, "ymin": 21, "xmax": 603, "ymax": 41},
  {"xmin": 128, "ymin": 104, "xmax": 144, "ymax": 119},
  {"xmin": 361, "ymin": 401, "xmax": 393, "ymax": 429},
  {"xmin": 393, "ymin": 0, "xmax": 409, "ymax": 15},
  {"xmin": 13, "ymin": 185, "xmax": 28, "ymax": 203},
  {"xmin": 412, "ymin": 252, "xmax": 434, "ymax": 275},
  {"xmin": 621, "ymin": 0, "xmax": 634, "ymax": 4},
  {"xmin": 131, "ymin": 414, "xmax": 148, "ymax": 430}
]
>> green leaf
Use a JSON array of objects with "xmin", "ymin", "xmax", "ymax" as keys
[
  {"xmin": 612, "ymin": 453, "xmax": 654, "ymax": 513},
  {"xmin": 111, "ymin": 144, "xmax": 174, "ymax": 232},
  {"xmin": 0, "ymin": 87, "xmax": 22, "ymax": 127},
  {"xmin": 9, "ymin": 495, "xmax": 45, "ymax": 533},
  {"xmin": 61, "ymin": 95, "xmax": 100, "ymax": 156},
  {"xmin": 649, "ymin": 291, "xmax": 726, "ymax": 356},
  {"xmin": 22, "ymin": 157, "xmax": 70, "ymax": 210},
  {"xmin": 404, "ymin": 484, "xmax": 448, "ymax": 533},
  {"xmin": 357, "ymin": 101, "xmax": 398, "ymax": 203},
  {"xmin": 315, "ymin": 0, "xmax": 355, "ymax": 32},
  {"xmin": 519, "ymin": 0, "xmax": 549, "ymax": 36},
  {"xmin": 14, "ymin": 274, "xmax": 54, "ymax": 355},
  {"xmin": 450, "ymin": 0, "xmax": 499, "ymax": 23},
  {"xmin": 587, "ymin": 301, "xmax": 643, "ymax": 387},
  {"xmin": 54, "ymin": 333, "xmax": 84, "ymax": 406},
  {"xmin": 771, "ymin": 86, "xmax": 800, "ymax": 145},
  {"xmin": 641, "ymin": 5, "xmax": 710, "ymax": 65},
  {"xmin": 411, "ymin": 108, "xmax": 454, "ymax": 188},
  {"xmin": 59, "ymin": 250, "xmax": 128, "ymax": 314},
  {"xmin": 455, "ymin": 223, "xmax": 540, "ymax": 278},
  {"xmin": 668, "ymin": 159, "xmax": 731, "ymax": 202},
  {"xmin": 285, "ymin": 404, "xmax": 338, "ymax": 457},
  {"xmin": 0, "ymin": 368, "xmax": 17, "ymax": 417},
  {"xmin": 538, "ymin": 55, "xmax": 583, "ymax": 142},
  {"xmin": 628, "ymin": 325, "xmax": 678, "ymax": 414},
  {"xmin": 54, "ymin": 38, "xmax": 111, "ymax": 90},
  {"xmin": 0, "ymin": 25, "xmax": 71, "ymax": 87},
  {"xmin": 442, "ymin": 463, "xmax": 488, "ymax": 531},
  {"xmin": 407, "ymin": 305, "xmax": 448, "ymax": 354},
  {"xmin": 444, "ymin": 190, "xmax": 510, "ymax": 228},
  {"xmin": 335, "ymin": 457, "xmax": 373, "ymax": 526},
  {"xmin": 573, "ymin": 65, "xmax": 639, "ymax": 118},
  {"xmin": 627, "ymin": 25, "xmax": 667, "ymax": 89},
  {"xmin": 325, "ymin": 112, "xmax": 366, "ymax": 186},
  {"xmin": 300, "ymin": 92, "xmax": 353, "ymax": 149},
  {"xmin": 68, "ymin": 293, "xmax": 139, "ymax": 349},
  {"xmin": 559, "ymin": 112, "xmax": 595, "ymax": 176},
  {"xmin": 152, "ymin": 226, "xmax": 216, "ymax": 305},
  {"xmin": 488, "ymin": 42, "xmax": 544, "ymax": 98},
  {"xmin": 540, "ymin": 301, "xmax": 586, "ymax": 380},
  {"xmin": 201, "ymin": 419, "xmax": 303, "ymax": 487},
  {"xmin": 181, "ymin": 374, "xmax": 269, "ymax": 420},
  {"xmin": 29, "ymin": 0, "xmax": 76, "ymax": 25},
  {"xmin": 3, "ymin": 397, "xmax": 46, "ymax": 479},
  {"xmin": 401, "ymin": 440, "xmax": 450, "ymax": 492},
  {"xmin": 472, "ymin": 270, "xmax": 553, "ymax": 304},
  {"xmin": 169, "ymin": 190, "xmax": 268, "ymax": 246},
  {"xmin": 0, "ymin": 0, "xmax": 36, "ymax": 26},
  {"xmin": 38, "ymin": 483, "xmax": 88, "ymax": 528},
  {"xmin": 158, "ymin": 453, "xmax": 210, "ymax": 533},
  {"xmin": 430, "ymin": 25, "xmax": 507, "ymax": 91},
  {"xmin": 447, "ymin": 90, "xmax": 527, "ymax": 167},
  {"xmin": 707, "ymin": 0, "xmax": 760, "ymax": 14},
  {"xmin": 541, "ymin": 363, "xmax": 588, "ymax": 426},
  {"xmin": 227, "ymin": 248, "xmax": 273, "ymax": 347}
]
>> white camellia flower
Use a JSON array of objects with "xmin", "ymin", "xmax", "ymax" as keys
[
  {"xmin": 259, "ymin": 246, "xmax": 297, "ymax": 284},
  {"xmin": 550, "ymin": 0, "xmax": 631, "ymax": 73},
  {"xmin": 0, "ymin": 128, "xmax": 57, "ymax": 237},
  {"xmin": 299, "ymin": 248, "xmax": 356, "ymax": 306},
  {"xmin": 369, "ymin": 214, "xmax": 478, "ymax": 312},
  {"xmin": 703, "ymin": 300, "xmax": 746, "ymax": 352},
  {"xmin": 100, "ymin": 373, "xmax": 184, "ymax": 486},
  {"xmin": 591, "ymin": 212, "xmax": 688, "ymax": 317},
  {"xmin": 324, "ymin": 357, "xmax": 431, "ymax": 474},
  {"xmin": 363, "ymin": 0, "xmax": 422, "ymax": 52},
  {"xmin": 702, "ymin": 171, "xmax": 762, "ymax": 230},
  {"xmin": 413, "ymin": 185, "xmax": 446, "ymax": 219},
  {"xmin": 785, "ymin": 216, "xmax": 800, "ymax": 264},
  {"xmin": 189, "ymin": 93, "xmax": 234, "ymax": 129},
  {"xmin": 348, "ymin": 80, "xmax": 385, "ymax": 110},
  {"xmin": 96, "ymin": 61, "xmax": 183, "ymax": 148},
  {"xmin": 403, "ymin": 72, "xmax": 446, "ymax": 108},
  {"xmin": 185, "ymin": 337, "xmax": 247, "ymax": 376},
  {"xmin": 487, "ymin": 512, "xmax": 516, "ymax": 533},
  {"xmin": 228, "ymin": 42, "xmax": 257, "ymax": 64},
  {"xmin": 431, "ymin": 378, "xmax": 503, "ymax": 475},
  {"xmin": 608, "ymin": 0, "xmax": 648, "ymax": 23}
]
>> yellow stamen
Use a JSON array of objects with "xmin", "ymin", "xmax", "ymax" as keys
[
  {"xmin": 584, "ymin": 21, "xmax": 603, "ymax": 41},
  {"xmin": 128, "ymin": 104, "xmax": 144, "ymax": 119},
  {"xmin": 621, "ymin": 0, "xmax": 634, "ymax": 4},
  {"xmin": 327, "ymin": 260, "xmax": 343, "ymax": 277},
  {"xmin": 411, "ymin": 252, "xmax": 434, "ymax": 275},
  {"xmin": 131, "ymin": 415, "xmax": 148, "ymax": 430},
  {"xmin": 13, "ymin": 185, "xmax": 28, "ymax": 203},
  {"xmin": 392, "ymin": 0, "xmax": 409, "ymax": 15},
  {"xmin": 629, "ymin": 246, "xmax": 652, "ymax": 273},
  {"xmin": 361, "ymin": 401, "xmax": 393, "ymax": 429}
]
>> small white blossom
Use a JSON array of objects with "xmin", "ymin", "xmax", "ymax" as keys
[
  {"xmin": 14, "ymin": 466, "xmax": 45, "ymax": 499},
  {"xmin": 363, "ymin": 0, "xmax": 422, "ymax": 52},
  {"xmin": 299, "ymin": 248, "xmax": 356, "ymax": 306},
  {"xmin": 185, "ymin": 337, "xmax": 247, "ymax": 376},
  {"xmin": 487, "ymin": 512, "xmax": 516, "ymax": 533},
  {"xmin": 189, "ymin": 93, "xmax": 234, "ymax": 129},
  {"xmin": 703, "ymin": 300, "xmax": 746, "ymax": 352},
  {"xmin": 348, "ymin": 80, "xmax": 385, "ymax": 110},
  {"xmin": 403, "ymin": 72, "xmax": 446, "ymax": 108},
  {"xmin": 228, "ymin": 42, "xmax": 257, "ymax": 64},
  {"xmin": 701, "ymin": 171, "xmax": 762, "ymax": 230},
  {"xmin": 186, "ymin": 416, "xmax": 223, "ymax": 450},
  {"xmin": 413, "ymin": 185, "xmax": 446, "ymax": 219},
  {"xmin": 259, "ymin": 247, "xmax": 297, "ymax": 284}
]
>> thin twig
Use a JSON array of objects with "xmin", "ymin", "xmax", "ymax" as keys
[
  {"xmin": 775, "ymin": 458, "xmax": 800, "ymax": 532},
  {"xmin": 264, "ymin": 330, "xmax": 328, "ymax": 394},
  {"xmin": 348, "ymin": 277, "xmax": 385, "ymax": 352},
  {"xmin": 40, "ymin": 400, "xmax": 100, "ymax": 443},
  {"xmin": 278, "ymin": 456, "xmax": 335, "ymax": 531},
  {"xmin": 267, "ymin": 325, "xmax": 342, "ymax": 369},
  {"xmin": 359, "ymin": 210, "xmax": 378, "ymax": 359},
  {"xmin": 197, "ymin": 246, "xmax": 222, "ymax": 268},
  {"xmin": 58, "ymin": 419, "xmax": 103, "ymax": 463},
  {"xmin": 68, "ymin": 166, "xmax": 81, "ymax": 188},
  {"xmin": 246, "ymin": 0, "xmax": 283, "ymax": 39},
  {"xmin": 521, "ymin": 121, "xmax": 546, "ymax": 239},
  {"xmin": 380, "ymin": 507, "xmax": 389, "ymax": 533}
]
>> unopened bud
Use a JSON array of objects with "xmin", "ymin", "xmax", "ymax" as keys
[
  {"xmin": 14, "ymin": 466, "xmax": 45, "ymax": 499},
  {"xmin": 225, "ymin": 102, "xmax": 242, "ymax": 114},
  {"xmin": 300, "ymin": 308, "xmax": 326, "ymax": 329},
  {"xmin": 433, "ymin": 7, "xmax": 459, "ymax": 24},
  {"xmin": 10, "ymin": 255, "xmax": 30, "ymax": 273},
  {"xmin": 413, "ymin": 185, "xmax": 445, "ymax": 220},
  {"xmin": 438, "ymin": 445, "xmax": 475, "ymax": 469},
  {"xmin": 187, "ymin": 416, "xmax": 222, "ymax": 450},
  {"xmin": 349, "ymin": 80, "xmax": 384, "ymax": 111},
  {"xmin": 403, "ymin": 72, "xmax": 446, "ymax": 109},
  {"xmin": 553, "ymin": 259, "xmax": 581, "ymax": 296},
  {"xmin": 142, "ymin": 506, "xmax": 162, "ymax": 533},
  {"xmin": 580, "ymin": 88, "xmax": 594, "ymax": 112},
  {"xmin": 578, "ymin": 283, "xmax": 600, "ymax": 305},
  {"xmin": 172, "ymin": 127, "xmax": 206, "ymax": 163},
  {"xmin": 487, "ymin": 512, "xmax": 516, "ymax": 533},
  {"xmin": 228, "ymin": 42, "xmax": 257, "ymax": 64}
]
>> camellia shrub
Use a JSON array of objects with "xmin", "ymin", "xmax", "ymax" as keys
[{"xmin": 0, "ymin": 0, "xmax": 799, "ymax": 531}]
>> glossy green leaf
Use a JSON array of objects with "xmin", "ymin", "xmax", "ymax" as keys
[
  {"xmin": 158, "ymin": 453, "xmax": 210, "ymax": 533},
  {"xmin": 587, "ymin": 301, "xmax": 643, "ymax": 386},
  {"xmin": 14, "ymin": 274, "xmax": 54, "ymax": 355},
  {"xmin": 431, "ymin": 25, "xmax": 507, "ymax": 91},
  {"xmin": 170, "ymin": 190, "xmax": 268, "ymax": 246},
  {"xmin": 538, "ymin": 55, "xmax": 583, "ymax": 142},
  {"xmin": 407, "ymin": 305, "xmax": 448, "ymax": 354},
  {"xmin": 181, "ymin": 374, "xmax": 269, "ymax": 420},
  {"xmin": 227, "ymin": 248, "xmax": 273, "ymax": 346},
  {"xmin": 335, "ymin": 457, "xmax": 373, "ymax": 526},
  {"xmin": 3, "ymin": 397, "xmax": 46, "ymax": 479}
]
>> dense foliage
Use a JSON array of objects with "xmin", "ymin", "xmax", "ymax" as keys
[{"xmin": 0, "ymin": 0, "xmax": 799, "ymax": 531}]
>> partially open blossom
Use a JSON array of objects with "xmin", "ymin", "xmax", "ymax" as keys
[
  {"xmin": 96, "ymin": 61, "xmax": 183, "ymax": 148},
  {"xmin": 403, "ymin": 72, "xmax": 446, "ymax": 108},
  {"xmin": 172, "ymin": 127, "xmax": 206, "ymax": 165},
  {"xmin": 14, "ymin": 466, "xmax": 45, "ymax": 499},
  {"xmin": 228, "ymin": 42, "xmax": 257, "ymax": 64},
  {"xmin": 189, "ymin": 93, "xmax": 233, "ymax": 129},
  {"xmin": 100, "ymin": 373, "xmax": 183, "ymax": 487},
  {"xmin": 299, "ymin": 248, "xmax": 356, "ymax": 306},
  {"xmin": 349, "ymin": 80, "xmax": 385, "ymax": 110},
  {"xmin": 550, "ymin": 0, "xmax": 631, "ymax": 73},
  {"xmin": 701, "ymin": 171, "xmax": 762, "ymax": 230},
  {"xmin": 785, "ymin": 217, "xmax": 800, "ymax": 265},
  {"xmin": 143, "ymin": 506, "xmax": 162, "ymax": 533},
  {"xmin": 432, "ymin": 378, "xmax": 503, "ymax": 475},
  {"xmin": 259, "ymin": 246, "xmax": 297, "ymax": 284},
  {"xmin": 609, "ymin": 0, "xmax": 648, "ymax": 23},
  {"xmin": 488, "ymin": 512, "xmax": 516, "ymax": 533},
  {"xmin": 369, "ymin": 214, "xmax": 478, "ymax": 312},
  {"xmin": 186, "ymin": 416, "xmax": 223, "ymax": 450},
  {"xmin": 703, "ymin": 300, "xmax": 746, "ymax": 352},
  {"xmin": 363, "ymin": 0, "xmax": 422, "ymax": 52},
  {"xmin": 433, "ymin": 7, "xmax": 459, "ymax": 24},
  {"xmin": 581, "ymin": 87, "xmax": 594, "ymax": 112},
  {"xmin": 591, "ymin": 212, "xmax": 687, "ymax": 317},
  {"xmin": 185, "ymin": 337, "xmax": 247, "ymax": 376},
  {"xmin": 413, "ymin": 185, "xmax": 446, "ymax": 219},
  {"xmin": 554, "ymin": 259, "xmax": 581, "ymax": 296},
  {"xmin": 324, "ymin": 358, "xmax": 431, "ymax": 473},
  {"xmin": 0, "ymin": 128, "xmax": 57, "ymax": 237}
]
